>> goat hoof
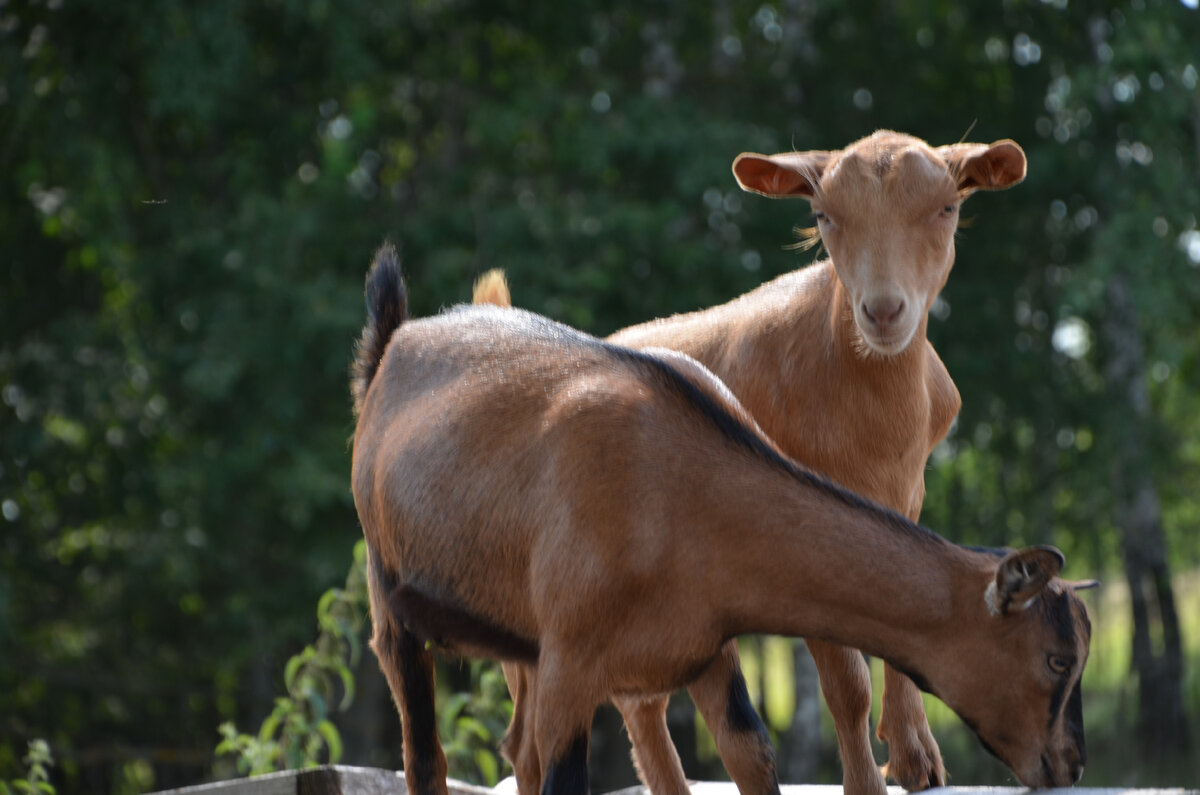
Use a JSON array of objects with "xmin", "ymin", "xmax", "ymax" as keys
[{"xmin": 880, "ymin": 740, "xmax": 946, "ymax": 791}]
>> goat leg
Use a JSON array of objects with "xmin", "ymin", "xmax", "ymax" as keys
[
  {"xmin": 877, "ymin": 663, "xmax": 945, "ymax": 790},
  {"xmin": 614, "ymin": 695, "xmax": 691, "ymax": 795},
  {"xmin": 806, "ymin": 639, "xmax": 887, "ymax": 795},
  {"xmin": 687, "ymin": 640, "xmax": 780, "ymax": 795}
]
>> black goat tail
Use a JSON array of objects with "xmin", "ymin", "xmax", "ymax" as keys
[{"xmin": 351, "ymin": 242, "xmax": 408, "ymax": 416}]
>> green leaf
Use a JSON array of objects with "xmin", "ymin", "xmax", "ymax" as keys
[
  {"xmin": 258, "ymin": 710, "xmax": 283, "ymax": 743},
  {"xmin": 335, "ymin": 661, "xmax": 356, "ymax": 710},
  {"xmin": 442, "ymin": 692, "xmax": 471, "ymax": 722},
  {"xmin": 307, "ymin": 689, "xmax": 328, "ymax": 723},
  {"xmin": 316, "ymin": 588, "xmax": 340, "ymax": 628},
  {"xmin": 455, "ymin": 716, "xmax": 491, "ymax": 742},
  {"xmin": 317, "ymin": 720, "xmax": 343, "ymax": 763},
  {"xmin": 474, "ymin": 749, "xmax": 499, "ymax": 787},
  {"xmin": 284, "ymin": 647, "xmax": 315, "ymax": 692}
]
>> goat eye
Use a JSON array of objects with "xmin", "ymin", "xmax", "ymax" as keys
[
  {"xmin": 1048, "ymin": 655, "xmax": 1072, "ymax": 675},
  {"xmin": 941, "ymin": 203, "xmax": 958, "ymax": 215},
  {"xmin": 813, "ymin": 211, "xmax": 828, "ymax": 223}
]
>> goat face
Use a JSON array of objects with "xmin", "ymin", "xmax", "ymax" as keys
[
  {"xmin": 732, "ymin": 130, "xmax": 1026, "ymax": 358},
  {"xmin": 927, "ymin": 547, "xmax": 1094, "ymax": 788}
]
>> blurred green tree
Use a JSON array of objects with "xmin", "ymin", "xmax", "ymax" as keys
[{"xmin": 2, "ymin": 0, "xmax": 1197, "ymax": 791}]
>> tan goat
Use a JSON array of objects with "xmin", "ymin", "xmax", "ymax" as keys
[
  {"xmin": 484, "ymin": 130, "xmax": 1028, "ymax": 795},
  {"xmin": 350, "ymin": 245, "xmax": 1094, "ymax": 795}
]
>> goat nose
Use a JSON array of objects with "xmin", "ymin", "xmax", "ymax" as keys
[{"xmin": 862, "ymin": 297, "xmax": 905, "ymax": 328}]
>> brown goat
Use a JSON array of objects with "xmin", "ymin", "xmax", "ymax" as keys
[
  {"xmin": 484, "ymin": 130, "xmax": 1028, "ymax": 795},
  {"xmin": 350, "ymin": 246, "xmax": 1094, "ymax": 795}
]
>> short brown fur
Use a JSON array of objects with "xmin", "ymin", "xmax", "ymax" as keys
[
  {"xmin": 351, "ymin": 255, "xmax": 1091, "ymax": 795},
  {"xmin": 489, "ymin": 130, "xmax": 1028, "ymax": 795}
]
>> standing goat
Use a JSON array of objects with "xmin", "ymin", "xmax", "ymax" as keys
[
  {"xmin": 487, "ymin": 130, "xmax": 1028, "ymax": 795},
  {"xmin": 350, "ymin": 246, "xmax": 1093, "ymax": 795}
]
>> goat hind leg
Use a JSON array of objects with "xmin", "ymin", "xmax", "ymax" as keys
[
  {"xmin": 371, "ymin": 618, "xmax": 449, "ymax": 795},
  {"xmin": 687, "ymin": 640, "xmax": 780, "ymax": 795},
  {"xmin": 877, "ymin": 663, "xmax": 945, "ymax": 790},
  {"xmin": 502, "ymin": 662, "xmax": 544, "ymax": 795}
]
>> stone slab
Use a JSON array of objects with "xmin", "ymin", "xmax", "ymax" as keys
[{"xmin": 151, "ymin": 766, "xmax": 1199, "ymax": 795}]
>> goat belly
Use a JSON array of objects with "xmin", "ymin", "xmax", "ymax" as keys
[{"xmin": 387, "ymin": 580, "xmax": 540, "ymax": 663}]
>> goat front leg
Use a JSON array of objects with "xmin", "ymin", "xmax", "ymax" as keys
[
  {"xmin": 805, "ymin": 639, "xmax": 887, "ymax": 795},
  {"xmin": 877, "ymin": 663, "xmax": 945, "ymax": 791},
  {"xmin": 502, "ymin": 662, "xmax": 544, "ymax": 795},
  {"xmin": 612, "ymin": 694, "xmax": 690, "ymax": 795},
  {"xmin": 875, "ymin": 494, "xmax": 945, "ymax": 790},
  {"xmin": 687, "ymin": 640, "xmax": 780, "ymax": 795},
  {"xmin": 532, "ymin": 655, "xmax": 598, "ymax": 795}
]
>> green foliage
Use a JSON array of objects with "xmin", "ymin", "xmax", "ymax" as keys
[
  {"xmin": 438, "ymin": 663, "xmax": 514, "ymax": 787},
  {"xmin": 0, "ymin": 741, "xmax": 55, "ymax": 795},
  {"xmin": 214, "ymin": 540, "xmax": 511, "ymax": 785},
  {"xmin": 216, "ymin": 541, "xmax": 368, "ymax": 775},
  {"xmin": 3, "ymin": 0, "xmax": 1199, "ymax": 790}
]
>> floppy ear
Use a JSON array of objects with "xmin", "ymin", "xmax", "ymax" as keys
[
  {"xmin": 732, "ymin": 150, "xmax": 833, "ymax": 199},
  {"xmin": 987, "ymin": 545, "xmax": 1064, "ymax": 616},
  {"xmin": 935, "ymin": 139, "xmax": 1026, "ymax": 194}
]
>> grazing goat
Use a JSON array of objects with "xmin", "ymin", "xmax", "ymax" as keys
[
  {"xmin": 350, "ymin": 245, "xmax": 1094, "ymax": 795},
  {"xmin": 485, "ymin": 130, "xmax": 1029, "ymax": 795}
]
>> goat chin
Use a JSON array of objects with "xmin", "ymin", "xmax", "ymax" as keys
[{"xmin": 852, "ymin": 322, "xmax": 920, "ymax": 358}]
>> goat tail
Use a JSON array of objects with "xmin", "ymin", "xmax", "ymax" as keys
[
  {"xmin": 472, "ymin": 268, "xmax": 512, "ymax": 307},
  {"xmin": 352, "ymin": 242, "xmax": 408, "ymax": 416}
]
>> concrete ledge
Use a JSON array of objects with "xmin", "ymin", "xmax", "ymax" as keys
[
  {"xmin": 152, "ymin": 765, "xmax": 493, "ymax": 795},
  {"xmin": 152, "ymin": 766, "xmax": 1199, "ymax": 795}
]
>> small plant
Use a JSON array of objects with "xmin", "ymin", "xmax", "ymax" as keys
[
  {"xmin": 217, "ymin": 540, "xmax": 369, "ymax": 775},
  {"xmin": 439, "ymin": 661, "xmax": 513, "ymax": 786},
  {"xmin": 1, "ymin": 740, "xmax": 55, "ymax": 795},
  {"xmin": 216, "ymin": 539, "xmax": 514, "ymax": 784}
]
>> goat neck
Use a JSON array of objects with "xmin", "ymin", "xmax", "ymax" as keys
[{"xmin": 693, "ymin": 469, "xmax": 1088, "ymax": 790}]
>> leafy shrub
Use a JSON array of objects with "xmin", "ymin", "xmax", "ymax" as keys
[{"xmin": 1, "ymin": 741, "xmax": 55, "ymax": 795}]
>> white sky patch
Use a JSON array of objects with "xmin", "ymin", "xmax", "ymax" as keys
[
  {"xmin": 1052, "ymin": 316, "xmax": 1091, "ymax": 359},
  {"xmin": 1180, "ymin": 229, "xmax": 1200, "ymax": 264}
]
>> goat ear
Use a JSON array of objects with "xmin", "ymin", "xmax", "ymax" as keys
[
  {"xmin": 732, "ymin": 151, "xmax": 832, "ymax": 199},
  {"xmin": 936, "ymin": 139, "xmax": 1026, "ymax": 193},
  {"xmin": 987, "ymin": 545, "xmax": 1065, "ymax": 616}
]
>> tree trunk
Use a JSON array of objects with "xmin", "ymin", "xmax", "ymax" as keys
[
  {"xmin": 1101, "ymin": 270, "xmax": 1190, "ymax": 759},
  {"xmin": 778, "ymin": 640, "xmax": 822, "ymax": 783}
]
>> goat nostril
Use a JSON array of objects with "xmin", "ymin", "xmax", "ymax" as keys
[{"xmin": 862, "ymin": 299, "xmax": 904, "ymax": 327}]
